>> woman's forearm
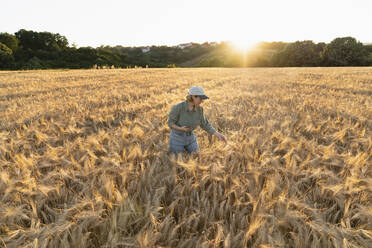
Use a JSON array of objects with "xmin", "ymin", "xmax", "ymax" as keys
[{"xmin": 171, "ymin": 124, "xmax": 183, "ymax": 131}]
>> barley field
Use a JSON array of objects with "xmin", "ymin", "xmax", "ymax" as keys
[{"xmin": 0, "ymin": 67, "xmax": 371, "ymax": 248}]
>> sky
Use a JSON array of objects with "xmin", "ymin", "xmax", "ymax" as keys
[{"xmin": 2, "ymin": 0, "xmax": 372, "ymax": 48}]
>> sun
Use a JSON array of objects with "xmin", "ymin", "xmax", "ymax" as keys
[{"xmin": 231, "ymin": 39, "xmax": 258, "ymax": 52}]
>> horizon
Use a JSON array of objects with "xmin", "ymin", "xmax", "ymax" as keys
[
  {"xmin": 2, "ymin": 0, "xmax": 372, "ymax": 49},
  {"xmin": 2, "ymin": 30, "xmax": 372, "ymax": 49}
]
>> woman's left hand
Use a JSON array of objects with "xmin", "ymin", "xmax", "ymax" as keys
[{"xmin": 214, "ymin": 132, "xmax": 227, "ymax": 143}]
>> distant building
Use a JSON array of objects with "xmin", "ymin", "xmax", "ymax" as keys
[
  {"xmin": 141, "ymin": 47, "xmax": 150, "ymax": 53},
  {"xmin": 201, "ymin": 42, "xmax": 218, "ymax": 47},
  {"xmin": 177, "ymin": 43, "xmax": 193, "ymax": 49}
]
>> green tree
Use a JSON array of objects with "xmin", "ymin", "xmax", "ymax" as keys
[
  {"xmin": 24, "ymin": 56, "xmax": 43, "ymax": 69},
  {"xmin": 0, "ymin": 42, "xmax": 14, "ymax": 69},
  {"xmin": 0, "ymin": 33, "xmax": 19, "ymax": 52},
  {"xmin": 97, "ymin": 46, "xmax": 128, "ymax": 67},
  {"xmin": 321, "ymin": 37, "xmax": 369, "ymax": 66},
  {"xmin": 15, "ymin": 29, "xmax": 68, "ymax": 51},
  {"xmin": 256, "ymin": 41, "xmax": 288, "ymax": 51},
  {"xmin": 200, "ymin": 56, "xmax": 224, "ymax": 67},
  {"xmin": 271, "ymin": 40, "xmax": 322, "ymax": 66}
]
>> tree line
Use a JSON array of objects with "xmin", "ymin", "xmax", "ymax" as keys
[{"xmin": 0, "ymin": 29, "xmax": 371, "ymax": 70}]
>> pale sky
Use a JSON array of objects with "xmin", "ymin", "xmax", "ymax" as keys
[{"xmin": 2, "ymin": 0, "xmax": 371, "ymax": 48}]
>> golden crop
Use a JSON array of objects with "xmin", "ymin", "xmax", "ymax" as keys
[{"xmin": 0, "ymin": 67, "xmax": 371, "ymax": 247}]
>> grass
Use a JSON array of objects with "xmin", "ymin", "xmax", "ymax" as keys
[{"xmin": 0, "ymin": 67, "xmax": 371, "ymax": 247}]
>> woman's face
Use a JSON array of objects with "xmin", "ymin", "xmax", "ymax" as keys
[{"xmin": 192, "ymin": 95, "xmax": 203, "ymax": 105}]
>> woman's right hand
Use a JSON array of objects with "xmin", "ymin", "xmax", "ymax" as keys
[{"xmin": 180, "ymin": 126, "xmax": 191, "ymax": 132}]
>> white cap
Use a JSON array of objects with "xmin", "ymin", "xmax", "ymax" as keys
[{"xmin": 188, "ymin": 86, "xmax": 209, "ymax": 99}]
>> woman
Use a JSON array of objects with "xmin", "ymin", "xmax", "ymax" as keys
[{"xmin": 168, "ymin": 86, "xmax": 227, "ymax": 154}]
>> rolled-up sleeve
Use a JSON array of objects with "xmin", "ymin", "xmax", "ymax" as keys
[
  {"xmin": 168, "ymin": 104, "xmax": 180, "ymax": 129},
  {"xmin": 200, "ymin": 108, "xmax": 216, "ymax": 134}
]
